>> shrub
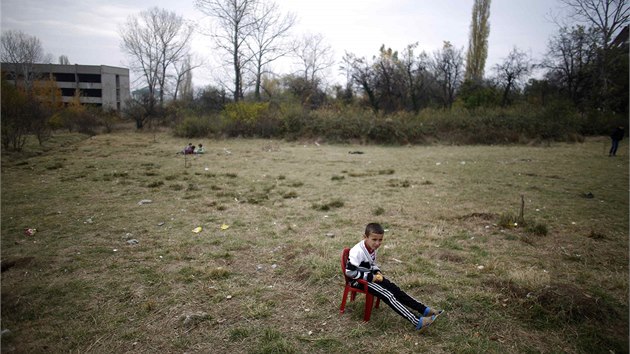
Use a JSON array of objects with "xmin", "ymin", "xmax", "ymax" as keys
[
  {"xmin": 279, "ymin": 102, "xmax": 308, "ymax": 139},
  {"xmin": 169, "ymin": 98, "xmax": 602, "ymax": 145},
  {"xmin": 223, "ymin": 101, "xmax": 271, "ymax": 137},
  {"xmin": 535, "ymin": 101, "xmax": 580, "ymax": 141},
  {"xmin": 173, "ymin": 115, "xmax": 218, "ymax": 138},
  {"xmin": 367, "ymin": 117, "xmax": 407, "ymax": 144},
  {"xmin": 307, "ymin": 107, "xmax": 372, "ymax": 142},
  {"xmin": 312, "ymin": 198, "xmax": 345, "ymax": 211},
  {"xmin": 498, "ymin": 212, "xmax": 519, "ymax": 229},
  {"xmin": 526, "ymin": 222, "xmax": 549, "ymax": 236},
  {"xmin": 147, "ymin": 180, "xmax": 164, "ymax": 188}
]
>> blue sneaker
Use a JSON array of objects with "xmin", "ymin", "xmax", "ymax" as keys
[
  {"xmin": 415, "ymin": 314, "xmax": 436, "ymax": 331},
  {"xmin": 423, "ymin": 307, "xmax": 444, "ymax": 317}
]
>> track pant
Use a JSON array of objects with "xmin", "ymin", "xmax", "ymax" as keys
[
  {"xmin": 356, "ymin": 278, "xmax": 427, "ymax": 327},
  {"xmin": 610, "ymin": 138, "xmax": 620, "ymax": 156}
]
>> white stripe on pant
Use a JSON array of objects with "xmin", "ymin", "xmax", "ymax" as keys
[{"xmin": 365, "ymin": 278, "xmax": 427, "ymax": 327}]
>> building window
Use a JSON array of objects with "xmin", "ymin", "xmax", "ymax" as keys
[
  {"xmin": 61, "ymin": 88, "xmax": 102, "ymax": 98},
  {"xmin": 116, "ymin": 75, "xmax": 120, "ymax": 101},
  {"xmin": 54, "ymin": 73, "xmax": 76, "ymax": 82},
  {"xmin": 61, "ymin": 88, "xmax": 78, "ymax": 97},
  {"xmin": 77, "ymin": 74, "xmax": 101, "ymax": 83},
  {"xmin": 83, "ymin": 89, "xmax": 102, "ymax": 97}
]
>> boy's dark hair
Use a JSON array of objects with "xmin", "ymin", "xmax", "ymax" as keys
[{"xmin": 365, "ymin": 223, "xmax": 385, "ymax": 236}]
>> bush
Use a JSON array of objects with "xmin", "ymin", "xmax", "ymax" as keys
[
  {"xmin": 534, "ymin": 101, "xmax": 580, "ymax": 141},
  {"xmin": 367, "ymin": 117, "xmax": 407, "ymax": 144},
  {"xmin": 173, "ymin": 115, "xmax": 219, "ymax": 138},
  {"xmin": 169, "ymin": 97, "xmax": 602, "ymax": 145},
  {"xmin": 581, "ymin": 109, "xmax": 626, "ymax": 136},
  {"xmin": 223, "ymin": 101, "xmax": 271, "ymax": 137},
  {"xmin": 1, "ymin": 79, "xmax": 35, "ymax": 150},
  {"xmin": 498, "ymin": 212, "xmax": 520, "ymax": 229},
  {"xmin": 279, "ymin": 102, "xmax": 307, "ymax": 139},
  {"xmin": 526, "ymin": 222, "xmax": 549, "ymax": 236},
  {"xmin": 307, "ymin": 107, "xmax": 371, "ymax": 142}
]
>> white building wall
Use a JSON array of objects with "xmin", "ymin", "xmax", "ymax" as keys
[{"xmin": 1, "ymin": 63, "xmax": 130, "ymax": 112}]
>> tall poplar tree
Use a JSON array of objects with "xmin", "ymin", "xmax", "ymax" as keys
[{"xmin": 464, "ymin": 0, "xmax": 491, "ymax": 82}]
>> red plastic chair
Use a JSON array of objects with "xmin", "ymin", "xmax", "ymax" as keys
[{"xmin": 339, "ymin": 247, "xmax": 380, "ymax": 321}]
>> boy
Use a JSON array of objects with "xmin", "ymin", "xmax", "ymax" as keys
[{"xmin": 345, "ymin": 223, "xmax": 443, "ymax": 331}]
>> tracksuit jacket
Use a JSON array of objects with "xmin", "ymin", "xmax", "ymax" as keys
[{"xmin": 345, "ymin": 240, "xmax": 430, "ymax": 327}]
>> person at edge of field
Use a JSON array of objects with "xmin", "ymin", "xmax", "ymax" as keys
[
  {"xmin": 345, "ymin": 222, "xmax": 444, "ymax": 331},
  {"xmin": 196, "ymin": 143, "xmax": 205, "ymax": 154},
  {"xmin": 609, "ymin": 126, "xmax": 624, "ymax": 157},
  {"xmin": 184, "ymin": 143, "xmax": 195, "ymax": 155}
]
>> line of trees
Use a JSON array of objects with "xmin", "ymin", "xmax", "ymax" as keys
[
  {"xmin": 1, "ymin": 0, "xmax": 627, "ymax": 149},
  {"xmin": 122, "ymin": 0, "xmax": 626, "ymax": 121}
]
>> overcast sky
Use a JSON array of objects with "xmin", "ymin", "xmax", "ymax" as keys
[{"xmin": 1, "ymin": 0, "xmax": 567, "ymax": 89}]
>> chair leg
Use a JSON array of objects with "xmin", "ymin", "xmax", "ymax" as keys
[
  {"xmin": 340, "ymin": 287, "xmax": 350, "ymax": 314},
  {"xmin": 375, "ymin": 297, "xmax": 380, "ymax": 309},
  {"xmin": 364, "ymin": 294, "xmax": 374, "ymax": 321}
]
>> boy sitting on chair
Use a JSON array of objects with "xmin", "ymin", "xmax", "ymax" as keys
[{"xmin": 345, "ymin": 222, "xmax": 443, "ymax": 331}]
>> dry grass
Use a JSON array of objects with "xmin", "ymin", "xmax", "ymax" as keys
[{"xmin": 1, "ymin": 132, "xmax": 628, "ymax": 353}]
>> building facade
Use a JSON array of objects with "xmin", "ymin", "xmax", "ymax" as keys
[{"xmin": 2, "ymin": 63, "xmax": 130, "ymax": 112}]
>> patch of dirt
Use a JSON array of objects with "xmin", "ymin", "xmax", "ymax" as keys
[
  {"xmin": 485, "ymin": 279, "xmax": 622, "ymax": 324},
  {"xmin": 483, "ymin": 278, "xmax": 531, "ymax": 299},
  {"xmin": 533, "ymin": 283, "xmax": 619, "ymax": 323},
  {"xmin": 435, "ymin": 250, "xmax": 465, "ymax": 263},
  {"xmin": 459, "ymin": 212, "xmax": 497, "ymax": 221},
  {"xmin": 1, "ymin": 257, "xmax": 35, "ymax": 272}
]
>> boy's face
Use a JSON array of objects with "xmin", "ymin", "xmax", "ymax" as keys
[{"xmin": 364, "ymin": 232, "xmax": 384, "ymax": 251}]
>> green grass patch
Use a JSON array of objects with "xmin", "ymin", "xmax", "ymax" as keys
[{"xmin": 1, "ymin": 133, "xmax": 627, "ymax": 354}]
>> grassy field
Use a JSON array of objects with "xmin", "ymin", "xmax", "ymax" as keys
[{"xmin": 1, "ymin": 131, "xmax": 628, "ymax": 353}]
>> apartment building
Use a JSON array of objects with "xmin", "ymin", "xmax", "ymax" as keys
[{"xmin": 2, "ymin": 63, "xmax": 130, "ymax": 112}]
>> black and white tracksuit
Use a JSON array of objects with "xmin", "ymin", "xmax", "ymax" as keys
[{"xmin": 345, "ymin": 240, "xmax": 428, "ymax": 327}]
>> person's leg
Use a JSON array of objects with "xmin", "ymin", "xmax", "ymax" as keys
[
  {"xmin": 367, "ymin": 281, "xmax": 421, "ymax": 326},
  {"xmin": 375, "ymin": 278, "xmax": 429, "ymax": 315},
  {"xmin": 612, "ymin": 139, "xmax": 619, "ymax": 156}
]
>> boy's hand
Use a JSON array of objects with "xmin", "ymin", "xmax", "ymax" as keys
[{"xmin": 374, "ymin": 274, "xmax": 383, "ymax": 282}]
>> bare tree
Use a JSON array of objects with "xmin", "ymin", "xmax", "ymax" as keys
[
  {"xmin": 371, "ymin": 45, "xmax": 409, "ymax": 113},
  {"xmin": 559, "ymin": 0, "xmax": 629, "ymax": 94},
  {"xmin": 1, "ymin": 30, "xmax": 56, "ymax": 150},
  {"xmin": 341, "ymin": 52, "xmax": 379, "ymax": 111},
  {"xmin": 431, "ymin": 41, "xmax": 465, "ymax": 108},
  {"xmin": 247, "ymin": 1, "xmax": 296, "ymax": 100},
  {"xmin": 195, "ymin": 0, "xmax": 259, "ymax": 101},
  {"xmin": 342, "ymin": 44, "xmax": 432, "ymax": 112},
  {"xmin": 1, "ymin": 30, "xmax": 47, "ymax": 92},
  {"xmin": 494, "ymin": 47, "xmax": 531, "ymax": 106},
  {"xmin": 464, "ymin": 0, "xmax": 491, "ymax": 82},
  {"xmin": 156, "ymin": 11, "xmax": 194, "ymax": 106},
  {"xmin": 119, "ymin": 7, "xmax": 193, "ymax": 114},
  {"xmin": 58, "ymin": 55, "xmax": 70, "ymax": 65},
  {"xmin": 543, "ymin": 25, "xmax": 599, "ymax": 106},
  {"xmin": 293, "ymin": 33, "xmax": 335, "ymax": 85},
  {"xmin": 398, "ymin": 43, "xmax": 431, "ymax": 112},
  {"xmin": 560, "ymin": 0, "xmax": 629, "ymax": 48}
]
